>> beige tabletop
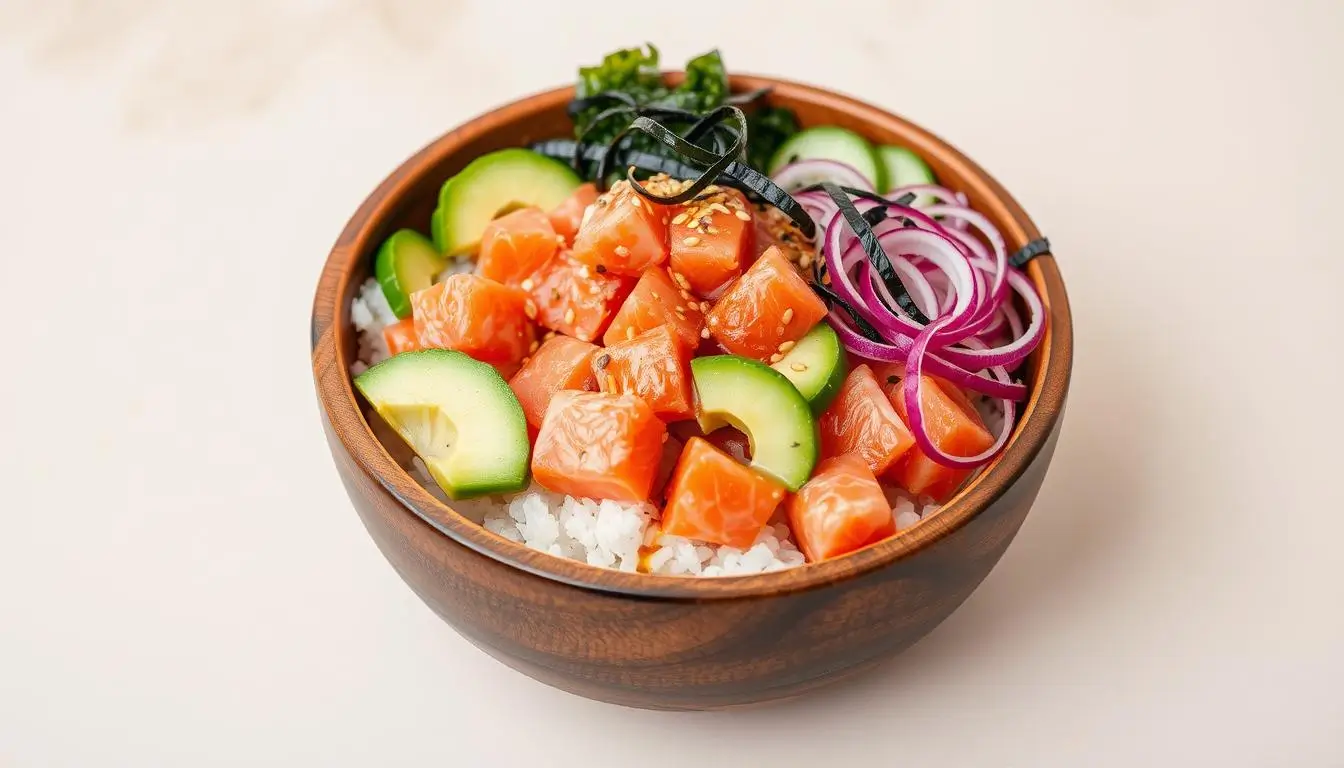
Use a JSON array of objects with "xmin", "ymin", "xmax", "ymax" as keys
[{"xmin": 2, "ymin": 1, "xmax": 1341, "ymax": 765}]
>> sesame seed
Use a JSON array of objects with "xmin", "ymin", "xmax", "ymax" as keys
[
  {"xmin": 679, "ymin": 290, "xmax": 693, "ymax": 302},
  {"xmin": 674, "ymin": 307, "xmax": 686, "ymax": 317},
  {"xmin": 708, "ymin": 317, "xmax": 719, "ymax": 326},
  {"xmin": 791, "ymin": 362, "xmax": 808, "ymax": 372},
  {"xmin": 520, "ymin": 278, "xmax": 534, "ymax": 291},
  {"xmin": 626, "ymin": 327, "xmax": 635, "ymax": 340},
  {"xmin": 650, "ymin": 291, "xmax": 660, "ymax": 300},
  {"xmin": 699, "ymin": 301, "xmax": 711, "ymax": 312},
  {"xmin": 577, "ymin": 331, "xmax": 592, "ymax": 342},
  {"xmin": 778, "ymin": 340, "xmax": 796, "ymax": 353},
  {"xmin": 520, "ymin": 356, "xmax": 530, "ymax": 366},
  {"xmin": 705, "ymin": 226, "xmax": 719, "ymax": 235},
  {"xmin": 614, "ymin": 245, "xmax": 630, "ymax": 257},
  {"xmin": 734, "ymin": 209, "xmax": 752, "ymax": 221},
  {"xmin": 688, "ymin": 220, "xmax": 701, "ymax": 231},
  {"xmin": 544, "ymin": 330, "xmax": 556, "ymax": 340},
  {"xmin": 672, "ymin": 272, "xmax": 691, "ymax": 290},
  {"xmin": 563, "ymin": 307, "xmax": 575, "ymax": 325},
  {"xmin": 629, "ymin": 196, "xmax": 642, "ymax": 207},
  {"xmin": 577, "ymin": 265, "xmax": 590, "ymax": 278},
  {"xmin": 769, "ymin": 353, "xmax": 784, "ymax": 363},
  {"xmin": 708, "ymin": 203, "xmax": 731, "ymax": 216},
  {"xmin": 700, "ymin": 328, "xmax": 711, "ymax": 339},
  {"xmin": 524, "ymin": 301, "xmax": 537, "ymax": 319},
  {"xmin": 671, "ymin": 212, "xmax": 688, "ymax": 225},
  {"xmin": 799, "ymin": 253, "xmax": 813, "ymax": 269},
  {"xmin": 529, "ymin": 340, "xmax": 540, "ymax": 353},
  {"xmin": 781, "ymin": 308, "xmax": 795, "ymax": 324},
  {"xmin": 682, "ymin": 236, "xmax": 700, "ymax": 247}
]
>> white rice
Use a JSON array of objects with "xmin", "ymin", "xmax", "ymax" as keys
[{"xmin": 356, "ymin": 266, "xmax": 946, "ymax": 577}]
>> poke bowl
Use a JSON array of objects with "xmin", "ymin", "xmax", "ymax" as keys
[{"xmin": 311, "ymin": 47, "xmax": 1073, "ymax": 710}]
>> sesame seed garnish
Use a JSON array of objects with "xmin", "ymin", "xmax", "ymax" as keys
[
  {"xmin": 674, "ymin": 307, "xmax": 686, "ymax": 317},
  {"xmin": 708, "ymin": 316, "xmax": 719, "ymax": 326},
  {"xmin": 799, "ymin": 253, "xmax": 813, "ymax": 269},
  {"xmin": 769, "ymin": 353, "xmax": 784, "ymax": 363},
  {"xmin": 563, "ymin": 307, "xmax": 575, "ymax": 325},
  {"xmin": 672, "ymin": 272, "xmax": 691, "ymax": 290},
  {"xmin": 781, "ymin": 308, "xmax": 795, "ymax": 324},
  {"xmin": 521, "ymin": 278, "xmax": 534, "ymax": 291},
  {"xmin": 626, "ymin": 327, "xmax": 635, "ymax": 340},
  {"xmin": 734, "ymin": 209, "xmax": 752, "ymax": 221},
  {"xmin": 708, "ymin": 203, "xmax": 731, "ymax": 216},
  {"xmin": 699, "ymin": 301, "xmax": 711, "ymax": 312},
  {"xmin": 577, "ymin": 265, "xmax": 590, "ymax": 278},
  {"xmin": 671, "ymin": 212, "xmax": 688, "ymax": 226},
  {"xmin": 791, "ymin": 362, "xmax": 808, "ymax": 372},
  {"xmin": 682, "ymin": 236, "xmax": 700, "ymax": 247},
  {"xmin": 705, "ymin": 226, "xmax": 719, "ymax": 235},
  {"xmin": 650, "ymin": 291, "xmax": 660, "ymax": 300},
  {"xmin": 678, "ymin": 290, "xmax": 693, "ymax": 302},
  {"xmin": 778, "ymin": 340, "xmax": 796, "ymax": 353},
  {"xmin": 577, "ymin": 331, "xmax": 592, "ymax": 342},
  {"xmin": 544, "ymin": 330, "xmax": 556, "ymax": 340},
  {"xmin": 700, "ymin": 328, "xmax": 711, "ymax": 339},
  {"xmin": 629, "ymin": 196, "xmax": 642, "ymax": 207},
  {"xmin": 524, "ymin": 301, "xmax": 537, "ymax": 319},
  {"xmin": 520, "ymin": 356, "xmax": 530, "ymax": 366},
  {"xmin": 688, "ymin": 220, "xmax": 701, "ymax": 231},
  {"xmin": 529, "ymin": 340, "xmax": 540, "ymax": 353},
  {"xmin": 614, "ymin": 245, "xmax": 630, "ymax": 257}
]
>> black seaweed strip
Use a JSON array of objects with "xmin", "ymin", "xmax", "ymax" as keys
[
  {"xmin": 812, "ymin": 282, "xmax": 884, "ymax": 342},
  {"xmin": 820, "ymin": 183, "xmax": 931, "ymax": 326},
  {"xmin": 1010, "ymin": 237, "xmax": 1052, "ymax": 268}
]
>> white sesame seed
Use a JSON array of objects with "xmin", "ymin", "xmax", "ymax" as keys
[
  {"xmin": 563, "ymin": 307, "xmax": 575, "ymax": 325},
  {"xmin": 520, "ymin": 278, "xmax": 534, "ymax": 291},
  {"xmin": 791, "ymin": 362, "xmax": 808, "ymax": 372},
  {"xmin": 769, "ymin": 353, "xmax": 784, "ymax": 363},
  {"xmin": 700, "ymin": 328, "xmax": 711, "ymax": 339},
  {"xmin": 671, "ymin": 212, "xmax": 688, "ymax": 226},
  {"xmin": 682, "ymin": 236, "xmax": 700, "ymax": 247},
  {"xmin": 626, "ymin": 327, "xmax": 635, "ymax": 340},
  {"xmin": 778, "ymin": 340, "xmax": 796, "ymax": 353},
  {"xmin": 734, "ymin": 209, "xmax": 752, "ymax": 221},
  {"xmin": 781, "ymin": 308, "xmax": 795, "ymax": 324},
  {"xmin": 614, "ymin": 245, "xmax": 630, "ymax": 257}
]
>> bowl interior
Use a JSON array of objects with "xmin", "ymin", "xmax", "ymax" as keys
[{"xmin": 312, "ymin": 73, "xmax": 1072, "ymax": 599}]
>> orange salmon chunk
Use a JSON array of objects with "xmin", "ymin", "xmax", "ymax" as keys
[
  {"xmin": 788, "ymin": 453, "xmax": 896, "ymax": 562},
  {"xmin": 660, "ymin": 437, "xmax": 786, "ymax": 548},
  {"xmin": 595, "ymin": 325, "xmax": 694, "ymax": 421},
  {"xmin": 570, "ymin": 181, "xmax": 668, "ymax": 276},
  {"xmin": 508, "ymin": 335, "xmax": 600, "ymax": 428},
  {"xmin": 477, "ymin": 207, "xmax": 560, "ymax": 287},
  {"xmin": 602, "ymin": 266, "xmax": 704, "ymax": 349},
  {"xmin": 525, "ymin": 250, "xmax": 633, "ymax": 343},
  {"xmin": 531, "ymin": 391, "xmax": 666, "ymax": 502},
  {"xmin": 668, "ymin": 187, "xmax": 754, "ymax": 296},
  {"xmin": 887, "ymin": 375, "xmax": 995, "ymax": 503},
  {"xmin": 548, "ymin": 183, "xmax": 599, "ymax": 244},
  {"xmin": 410, "ymin": 274, "xmax": 534, "ymax": 365},
  {"xmin": 705, "ymin": 246, "xmax": 828, "ymax": 361},
  {"xmin": 818, "ymin": 364, "xmax": 915, "ymax": 476},
  {"xmin": 382, "ymin": 317, "xmax": 422, "ymax": 356}
]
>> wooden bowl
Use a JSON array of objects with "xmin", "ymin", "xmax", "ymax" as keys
[{"xmin": 311, "ymin": 74, "xmax": 1073, "ymax": 711}]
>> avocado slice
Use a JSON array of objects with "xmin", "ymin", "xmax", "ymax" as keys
[
  {"xmin": 691, "ymin": 355, "xmax": 819, "ymax": 491},
  {"xmin": 437, "ymin": 149, "xmax": 581, "ymax": 256},
  {"xmin": 374, "ymin": 229, "xmax": 447, "ymax": 319},
  {"xmin": 771, "ymin": 323, "xmax": 848, "ymax": 415},
  {"xmin": 355, "ymin": 350, "xmax": 530, "ymax": 499}
]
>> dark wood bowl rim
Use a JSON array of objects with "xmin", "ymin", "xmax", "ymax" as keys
[{"xmin": 311, "ymin": 73, "xmax": 1074, "ymax": 601}]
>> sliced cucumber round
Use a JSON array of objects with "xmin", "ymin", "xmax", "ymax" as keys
[
  {"xmin": 877, "ymin": 145, "xmax": 937, "ymax": 202},
  {"xmin": 354, "ymin": 350, "xmax": 530, "ymax": 499},
  {"xmin": 375, "ymin": 229, "xmax": 447, "ymax": 319},
  {"xmin": 768, "ymin": 126, "xmax": 885, "ymax": 191},
  {"xmin": 691, "ymin": 355, "xmax": 818, "ymax": 492},
  {"xmin": 772, "ymin": 323, "xmax": 847, "ymax": 415},
  {"xmin": 437, "ymin": 149, "xmax": 581, "ymax": 256}
]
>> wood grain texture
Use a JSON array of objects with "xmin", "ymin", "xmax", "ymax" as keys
[{"xmin": 311, "ymin": 74, "xmax": 1074, "ymax": 710}]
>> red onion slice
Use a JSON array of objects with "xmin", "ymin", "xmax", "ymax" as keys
[{"xmin": 773, "ymin": 159, "xmax": 875, "ymax": 193}]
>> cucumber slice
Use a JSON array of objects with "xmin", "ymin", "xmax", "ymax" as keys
[
  {"xmin": 355, "ymin": 350, "xmax": 530, "ymax": 499},
  {"xmin": 691, "ymin": 355, "xmax": 819, "ymax": 491},
  {"xmin": 772, "ymin": 323, "xmax": 847, "ymax": 414},
  {"xmin": 768, "ymin": 126, "xmax": 885, "ymax": 191},
  {"xmin": 437, "ymin": 149, "xmax": 581, "ymax": 256},
  {"xmin": 374, "ymin": 229, "xmax": 447, "ymax": 319},
  {"xmin": 877, "ymin": 145, "xmax": 937, "ymax": 202}
]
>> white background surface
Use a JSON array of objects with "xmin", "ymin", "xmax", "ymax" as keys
[{"xmin": 2, "ymin": 1, "xmax": 1342, "ymax": 765}]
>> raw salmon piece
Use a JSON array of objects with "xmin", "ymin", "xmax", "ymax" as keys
[
  {"xmin": 526, "ymin": 250, "xmax": 633, "ymax": 343},
  {"xmin": 382, "ymin": 317, "xmax": 421, "ymax": 356},
  {"xmin": 705, "ymin": 246, "xmax": 828, "ymax": 361},
  {"xmin": 571, "ymin": 180, "xmax": 668, "ymax": 276},
  {"xmin": 410, "ymin": 274, "xmax": 534, "ymax": 365},
  {"xmin": 887, "ymin": 375, "xmax": 995, "ymax": 502},
  {"xmin": 660, "ymin": 437, "xmax": 786, "ymax": 548},
  {"xmin": 788, "ymin": 453, "xmax": 896, "ymax": 562},
  {"xmin": 668, "ymin": 188, "xmax": 753, "ymax": 296},
  {"xmin": 548, "ymin": 183, "xmax": 599, "ymax": 244},
  {"xmin": 818, "ymin": 364, "xmax": 915, "ymax": 476},
  {"xmin": 594, "ymin": 325, "xmax": 694, "ymax": 421},
  {"xmin": 531, "ymin": 390, "xmax": 666, "ymax": 502},
  {"xmin": 477, "ymin": 207, "xmax": 560, "ymax": 287},
  {"xmin": 601, "ymin": 266, "xmax": 704, "ymax": 349},
  {"xmin": 508, "ymin": 335, "xmax": 599, "ymax": 428}
]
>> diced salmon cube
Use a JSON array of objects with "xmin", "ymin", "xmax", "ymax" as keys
[
  {"xmin": 818, "ymin": 364, "xmax": 915, "ymax": 476},
  {"xmin": 382, "ymin": 317, "xmax": 422, "ymax": 356},
  {"xmin": 410, "ymin": 274, "xmax": 534, "ymax": 365},
  {"xmin": 668, "ymin": 187, "xmax": 753, "ymax": 296},
  {"xmin": 601, "ymin": 266, "xmax": 704, "ymax": 349},
  {"xmin": 788, "ymin": 453, "xmax": 896, "ymax": 562},
  {"xmin": 508, "ymin": 335, "xmax": 599, "ymax": 428},
  {"xmin": 705, "ymin": 246, "xmax": 828, "ymax": 361},
  {"xmin": 595, "ymin": 325, "xmax": 694, "ymax": 421},
  {"xmin": 571, "ymin": 181, "xmax": 668, "ymax": 276},
  {"xmin": 547, "ymin": 183, "xmax": 599, "ymax": 244},
  {"xmin": 886, "ymin": 375, "xmax": 995, "ymax": 502},
  {"xmin": 477, "ymin": 207, "xmax": 560, "ymax": 287},
  {"xmin": 525, "ymin": 250, "xmax": 633, "ymax": 343},
  {"xmin": 660, "ymin": 437, "xmax": 786, "ymax": 548},
  {"xmin": 531, "ymin": 391, "xmax": 666, "ymax": 502}
]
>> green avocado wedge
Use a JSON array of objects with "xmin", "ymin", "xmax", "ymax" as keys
[{"xmin": 436, "ymin": 149, "xmax": 581, "ymax": 256}]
